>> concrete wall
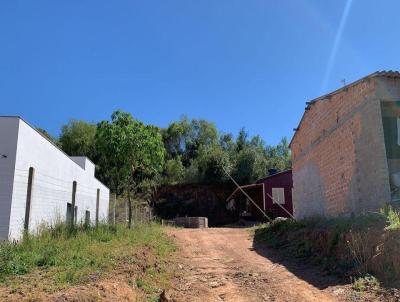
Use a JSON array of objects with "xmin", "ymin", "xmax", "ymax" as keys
[
  {"xmin": 0, "ymin": 118, "xmax": 19, "ymax": 240},
  {"xmin": 291, "ymin": 77, "xmax": 395, "ymax": 218},
  {"xmin": 3, "ymin": 117, "xmax": 109, "ymax": 240}
]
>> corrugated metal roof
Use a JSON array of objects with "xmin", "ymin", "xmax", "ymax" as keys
[{"xmin": 289, "ymin": 70, "xmax": 400, "ymax": 147}]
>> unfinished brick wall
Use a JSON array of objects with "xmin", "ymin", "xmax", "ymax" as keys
[{"xmin": 291, "ymin": 76, "xmax": 399, "ymax": 218}]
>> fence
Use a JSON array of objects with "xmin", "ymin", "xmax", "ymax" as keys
[{"xmin": 111, "ymin": 196, "xmax": 153, "ymax": 225}]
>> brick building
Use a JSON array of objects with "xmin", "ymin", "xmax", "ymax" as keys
[{"xmin": 291, "ymin": 71, "xmax": 400, "ymax": 218}]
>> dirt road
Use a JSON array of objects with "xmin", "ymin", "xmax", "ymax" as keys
[{"xmin": 168, "ymin": 227, "xmax": 355, "ymax": 302}]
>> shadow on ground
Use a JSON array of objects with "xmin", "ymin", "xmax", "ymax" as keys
[{"xmin": 251, "ymin": 227, "xmax": 349, "ymax": 290}]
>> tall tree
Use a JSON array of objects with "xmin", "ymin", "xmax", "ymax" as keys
[
  {"xmin": 266, "ymin": 137, "xmax": 291, "ymax": 172},
  {"xmin": 95, "ymin": 110, "xmax": 165, "ymax": 227},
  {"xmin": 236, "ymin": 127, "xmax": 249, "ymax": 152},
  {"xmin": 233, "ymin": 147, "xmax": 268, "ymax": 184}
]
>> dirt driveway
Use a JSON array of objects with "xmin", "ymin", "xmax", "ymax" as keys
[{"xmin": 167, "ymin": 227, "xmax": 366, "ymax": 302}]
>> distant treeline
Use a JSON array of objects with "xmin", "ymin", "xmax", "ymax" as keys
[{"xmin": 38, "ymin": 110, "xmax": 291, "ymax": 197}]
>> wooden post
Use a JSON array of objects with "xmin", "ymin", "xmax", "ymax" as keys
[{"xmin": 24, "ymin": 167, "xmax": 35, "ymax": 231}]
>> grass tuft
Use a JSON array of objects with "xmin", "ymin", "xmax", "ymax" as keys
[{"xmin": 0, "ymin": 222, "xmax": 176, "ymax": 294}]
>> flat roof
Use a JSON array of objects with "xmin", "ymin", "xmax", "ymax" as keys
[{"xmin": 0, "ymin": 116, "xmax": 107, "ymax": 188}]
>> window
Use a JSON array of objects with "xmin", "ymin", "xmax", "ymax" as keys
[{"xmin": 272, "ymin": 188, "xmax": 285, "ymax": 204}]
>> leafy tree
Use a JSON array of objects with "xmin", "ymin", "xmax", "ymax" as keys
[
  {"xmin": 236, "ymin": 127, "xmax": 249, "ymax": 152},
  {"xmin": 163, "ymin": 117, "xmax": 219, "ymax": 166},
  {"xmin": 266, "ymin": 137, "xmax": 291, "ymax": 172},
  {"xmin": 59, "ymin": 120, "xmax": 97, "ymax": 159},
  {"xmin": 219, "ymin": 133, "xmax": 236, "ymax": 155},
  {"xmin": 95, "ymin": 110, "xmax": 165, "ymax": 227},
  {"xmin": 164, "ymin": 157, "xmax": 185, "ymax": 184},
  {"xmin": 196, "ymin": 146, "xmax": 231, "ymax": 183},
  {"xmin": 233, "ymin": 147, "xmax": 268, "ymax": 185},
  {"xmin": 162, "ymin": 117, "xmax": 191, "ymax": 160}
]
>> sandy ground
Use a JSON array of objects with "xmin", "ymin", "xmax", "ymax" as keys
[{"xmin": 167, "ymin": 227, "xmax": 380, "ymax": 302}]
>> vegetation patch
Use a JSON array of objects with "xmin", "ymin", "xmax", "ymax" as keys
[
  {"xmin": 0, "ymin": 223, "xmax": 176, "ymax": 301},
  {"xmin": 254, "ymin": 206, "xmax": 400, "ymax": 288}
]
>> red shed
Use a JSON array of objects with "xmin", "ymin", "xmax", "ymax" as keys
[{"xmin": 226, "ymin": 170, "xmax": 293, "ymax": 220}]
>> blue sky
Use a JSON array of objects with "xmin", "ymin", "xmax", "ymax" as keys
[{"xmin": 1, "ymin": 1, "xmax": 400, "ymax": 145}]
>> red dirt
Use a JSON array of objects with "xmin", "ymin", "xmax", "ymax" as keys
[{"xmin": 167, "ymin": 227, "xmax": 394, "ymax": 302}]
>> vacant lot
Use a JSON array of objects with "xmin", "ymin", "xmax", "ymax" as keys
[
  {"xmin": 167, "ymin": 227, "xmax": 394, "ymax": 302},
  {"xmin": 0, "ymin": 223, "xmax": 176, "ymax": 302},
  {"xmin": 1, "ymin": 225, "xmax": 396, "ymax": 301}
]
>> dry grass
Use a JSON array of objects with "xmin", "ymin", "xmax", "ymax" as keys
[{"xmin": 254, "ymin": 206, "xmax": 400, "ymax": 288}]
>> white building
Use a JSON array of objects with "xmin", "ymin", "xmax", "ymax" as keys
[{"xmin": 0, "ymin": 116, "xmax": 110, "ymax": 240}]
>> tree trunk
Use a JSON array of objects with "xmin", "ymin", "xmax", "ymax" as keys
[{"xmin": 127, "ymin": 189, "xmax": 132, "ymax": 229}]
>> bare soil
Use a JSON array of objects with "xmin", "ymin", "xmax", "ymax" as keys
[
  {"xmin": 1, "ymin": 227, "xmax": 397, "ymax": 302},
  {"xmin": 167, "ymin": 227, "xmax": 397, "ymax": 302}
]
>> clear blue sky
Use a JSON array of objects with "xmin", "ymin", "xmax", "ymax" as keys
[{"xmin": 1, "ymin": 1, "xmax": 400, "ymax": 145}]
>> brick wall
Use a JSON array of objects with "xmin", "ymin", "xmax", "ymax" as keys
[{"xmin": 291, "ymin": 76, "xmax": 398, "ymax": 218}]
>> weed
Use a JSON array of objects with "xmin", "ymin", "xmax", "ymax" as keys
[
  {"xmin": 136, "ymin": 278, "xmax": 145, "ymax": 288},
  {"xmin": 352, "ymin": 274, "xmax": 380, "ymax": 292},
  {"xmin": 0, "ymin": 222, "xmax": 176, "ymax": 294},
  {"xmin": 381, "ymin": 205, "xmax": 400, "ymax": 230}
]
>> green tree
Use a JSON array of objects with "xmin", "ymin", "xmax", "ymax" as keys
[
  {"xmin": 196, "ymin": 146, "xmax": 231, "ymax": 183},
  {"xmin": 59, "ymin": 120, "xmax": 97, "ymax": 159},
  {"xmin": 236, "ymin": 127, "xmax": 249, "ymax": 152},
  {"xmin": 266, "ymin": 137, "xmax": 291, "ymax": 172},
  {"xmin": 164, "ymin": 157, "xmax": 185, "ymax": 184},
  {"xmin": 95, "ymin": 110, "xmax": 165, "ymax": 228},
  {"xmin": 163, "ymin": 117, "xmax": 218, "ymax": 166},
  {"xmin": 162, "ymin": 117, "xmax": 191, "ymax": 159},
  {"xmin": 233, "ymin": 147, "xmax": 268, "ymax": 184}
]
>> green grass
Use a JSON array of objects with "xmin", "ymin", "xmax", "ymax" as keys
[
  {"xmin": 381, "ymin": 205, "xmax": 400, "ymax": 230},
  {"xmin": 352, "ymin": 274, "xmax": 380, "ymax": 292},
  {"xmin": 0, "ymin": 222, "xmax": 176, "ymax": 298}
]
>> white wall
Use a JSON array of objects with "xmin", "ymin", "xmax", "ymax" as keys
[
  {"xmin": 7, "ymin": 117, "xmax": 109, "ymax": 240},
  {"xmin": 0, "ymin": 118, "xmax": 20, "ymax": 240}
]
